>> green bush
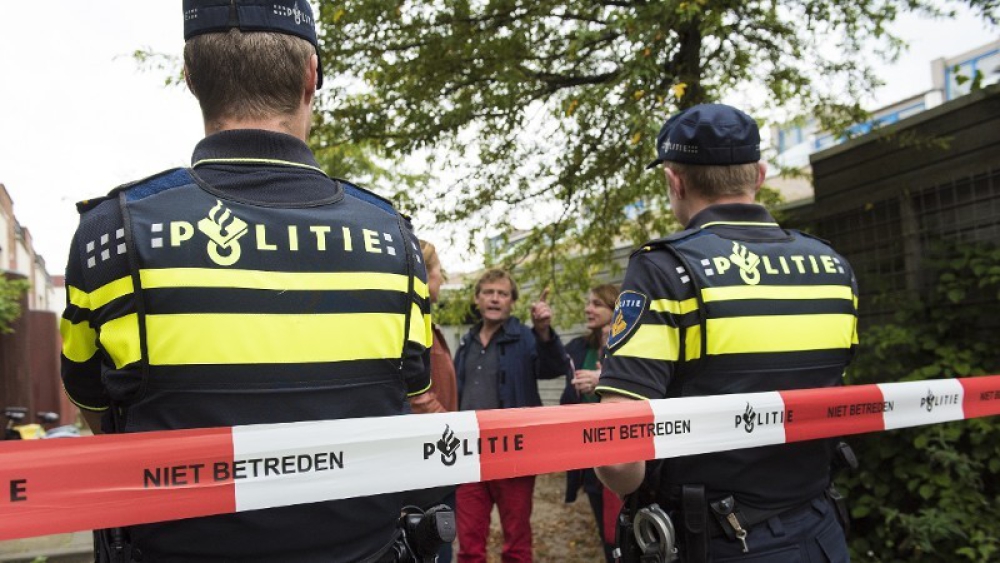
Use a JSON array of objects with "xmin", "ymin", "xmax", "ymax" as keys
[
  {"xmin": 841, "ymin": 241, "xmax": 1000, "ymax": 562},
  {"xmin": 0, "ymin": 276, "xmax": 30, "ymax": 333}
]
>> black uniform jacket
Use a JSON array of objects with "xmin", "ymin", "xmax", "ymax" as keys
[
  {"xmin": 60, "ymin": 130, "xmax": 431, "ymax": 562},
  {"xmin": 597, "ymin": 204, "xmax": 859, "ymax": 510}
]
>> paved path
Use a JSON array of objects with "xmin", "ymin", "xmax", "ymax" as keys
[{"xmin": 0, "ymin": 532, "xmax": 92, "ymax": 563}]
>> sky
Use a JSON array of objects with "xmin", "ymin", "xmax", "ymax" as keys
[{"xmin": 0, "ymin": 3, "xmax": 996, "ymax": 278}]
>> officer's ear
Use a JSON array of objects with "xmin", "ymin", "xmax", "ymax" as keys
[
  {"xmin": 303, "ymin": 55, "xmax": 319, "ymax": 103},
  {"xmin": 183, "ymin": 65, "xmax": 197, "ymax": 99},
  {"xmin": 752, "ymin": 161, "xmax": 767, "ymax": 197},
  {"xmin": 663, "ymin": 165, "xmax": 685, "ymax": 201}
]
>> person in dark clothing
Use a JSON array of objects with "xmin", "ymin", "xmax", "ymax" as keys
[
  {"xmin": 406, "ymin": 240, "xmax": 458, "ymax": 563},
  {"xmin": 453, "ymin": 269, "xmax": 570, "ymax": 563},
  {"xmin": 59, "ymin": 2, "xmax": 431, "ymax": 561},
  {"xmin": 596, "ymin": 104, "xmax": 856, "ymax": 562},
  {"xmin": 560, "ymin": 283, "xmax": 622, "ymax": 563}
]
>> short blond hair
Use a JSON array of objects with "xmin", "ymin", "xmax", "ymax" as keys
[
  {"xmin": 666, "ymin": 161, "xmax": 759, "ymax": 199},
  {"xmin": 184, "ymin": 30, "xmax": 315, "ymax": 124}
]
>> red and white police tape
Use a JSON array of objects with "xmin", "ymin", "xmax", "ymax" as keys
[{"xmin": 1, "ymin": 375, "xmax": 998, "ymax": 540}]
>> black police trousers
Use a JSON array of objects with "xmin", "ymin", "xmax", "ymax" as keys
[{"xmin": 706, "ymin": 496, "xmax": 849, "ymax": 562}]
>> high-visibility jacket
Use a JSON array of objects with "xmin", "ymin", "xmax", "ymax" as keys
[
  {"xmin": 61, "ymin": 130, "xmax": 431, "ymax": 562},
  {"xmin": 598, "ymin": 203, "xmax": 858, "ymax": 510}
]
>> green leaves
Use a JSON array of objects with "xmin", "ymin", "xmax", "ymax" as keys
[
  {"xmin": 314, "ymin": 0, "xmax": 1000, "ymax": 294},
  {"xmin": 0, "ymin": 277, "xmax": 30, "ymax": 334},
  {"xmin": 842, "ymin": 240, "xmax": 1000, "ymax": 562}
]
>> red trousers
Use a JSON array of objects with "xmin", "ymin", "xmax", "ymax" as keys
[
  {"xmin": 602, "ymin": 485, "xmax": 623, "ymax": 553},
  {"xmin": 456, "ymin": 476, "xmax": 536, "ymax": 563}
]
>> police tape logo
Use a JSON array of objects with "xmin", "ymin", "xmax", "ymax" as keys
[
  {"xmin": 740, "ymin": 403, "xmax": 756, "ymax": 433},
  {"xmin": 198, "ymin": 200, "xmax": 249, "ymax": 267},
  {"xmin": 730, "ymin": 242, "xmax": 762, "ymax": 285},
  {"xmin": 432, "ymin": 425, "xmax": 462, "ymax": 466},
  {"xmin": 608, "ymin": 290, "xmax": 648, "ymax": 350},
  {"xmin": 735, "ymin": 402, "xmax": 790, "ymax": 433},
  {"xmin": 919, "ymin": 388, "xmax": 960, "ymax": 412},
  {"xmin": 424, "ymin": 427, "xmax": 526, "ymax": 465}
]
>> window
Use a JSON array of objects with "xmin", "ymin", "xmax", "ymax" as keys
[
  {"xmin": 946, "ymin": 50, "xmax": 1000, "ymax": 100},
  {"xmin": 978, "ymin": 51, "xmax": 1000, "ymax": 87}
]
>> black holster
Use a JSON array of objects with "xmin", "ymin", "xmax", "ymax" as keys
[
  {"xmin": 680, "ymin": 485, "xmax": 708, "ymax": 563},
  {"xmin": 826, "ymin": 484, "xmax": 850, "ymax": 537},
  {"xmin": 828, "ymin": 440, "xmax": 857, "ymax": 537},
  {"xmin": 94, "ymin": 528, "xmax": 135, "ymax": 563},
  {"xmin": 615, "ymin": 494, "xmax": 644, "ymax": 563}
]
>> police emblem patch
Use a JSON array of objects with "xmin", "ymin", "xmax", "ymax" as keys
[{"xmin": 608, "ymin": 290, "xmax": 648, "ymax": 349}]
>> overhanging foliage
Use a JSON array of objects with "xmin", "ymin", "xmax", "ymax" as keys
[{"xmin": 317, "ymin": 0, "xmax": 996, "ymax": 300}]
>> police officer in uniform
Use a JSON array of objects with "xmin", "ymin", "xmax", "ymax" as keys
[
  {"xmin": 595, "ymin": 104, "xmax": 857, "ymax": 562},
  {"xmin": 59, "ymin": 1, "xmax": 432, "ymax": 561}
]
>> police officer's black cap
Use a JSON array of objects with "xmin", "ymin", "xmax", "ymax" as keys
[
  {"xmin": 183, "ymin": 0, "xmax": 324, "ymax": 89},
  {"xmin": 646, "ymin": 103, "xmax": 760, "ymax": 169}
]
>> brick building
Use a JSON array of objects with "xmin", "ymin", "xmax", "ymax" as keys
[{"xmin": 0, "ymin": 183, "xmax": 72, "ymax": 424}]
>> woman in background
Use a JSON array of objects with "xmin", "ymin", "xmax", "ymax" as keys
[
  {"xmin": 409, "ymin": 240, "xmax": 457, "ymax": 415},
  {"xmin": 408, "ymin": 240, "xmax": 458, "ymax": 563},
  {"xmin": 560, "ymin": 283, "xmax": 621, "ymax": 563}
]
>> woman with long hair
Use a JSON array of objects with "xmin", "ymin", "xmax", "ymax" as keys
[
  {"xmin": 560, "ymin": 283, "xmax": 622, "ymax": 562},
  {"xmin": 408, "ymin": 240, "xmax": 458, "ymax": 562}
]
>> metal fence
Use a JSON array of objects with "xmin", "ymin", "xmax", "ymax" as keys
[{"xmin": 813, "ymin": 167, "xmax": 1000, "ymax": 323}]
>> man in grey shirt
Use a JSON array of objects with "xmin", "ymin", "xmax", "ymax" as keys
[
  {"xmin": 453, "ymin": 268, "xmax": 570, "ymax": 562},
  {"xmin": 461, "ymin": 330, "xmax": 502, "ymax": 411}
]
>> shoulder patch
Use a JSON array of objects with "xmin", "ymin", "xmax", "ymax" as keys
[
  {"xmin": 76, "ymin": 195, "xmax": 114, "ymax": 214},
  {"xmin": 791, "ymin": 229, "xmax": 831, "ymax": 245},
  {"xmin": 78, "ymin": 168, "xmax": 193, "ymax": 213},
  {"xmin": 123, "ymin": 168, "xmax": 194, "ymax": 202},
  {"xmin": 607, "ymin": 290, "xmax": 648, "ymax": 350},
  {"xmin": 339, "ymin": 180, "xmax": 400, "ymax": 217},
  {"xmin": 76, "ymin": 168, "xmax": 194, "ymax": 215},
  {"xmin": 630, "ymin": 228, "xmax": 701, "ymax": 257},
  {"xmin": 662, "ymin": 227, "xmax": 702, "ymax": 243}
]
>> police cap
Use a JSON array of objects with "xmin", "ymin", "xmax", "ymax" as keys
[
  {"xmin": 183, "ymin": 0, "xmax": 324, "ymax": 88},
  {"xmin": 646, "ymin": 103, "xmax": 760, "ymax": 169}
]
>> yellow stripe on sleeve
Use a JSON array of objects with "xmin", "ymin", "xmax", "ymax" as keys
[
  {"xmin": 612, "ymin": 324, "xmax": 680, "ymax": 362},
  {"xmin": 650, "ymin": 297, "xmax": 698, "ymax": 315},
  {"xmin": 407, "ymin": 381, "xmax": 433, "ymax": 398},
  {"xmin": 407, "ymin": 304, "xmax": 433, "ymax": 348},
  {"xmin": 60, "ymin": 318, "xmax": 98, "ymax": 363},
  {"xmin": 594, "ymin": 386, "xmax": 649, "ymax": 400},
  {"xmin": 61, "ymin": 383, "xmax": 109, "ymax": 412},
  {"xmin": 146, "ymin": 313, "xmax": 405, "ymax": 365},
  {"xmin": 99, "ymin": 314, "xmax": 142, "ymax": 369},
  {"xmin": 67, "ymin": 277, "xmax": 134, "ymax": 311},
  {"xmin": 706, "ymin": 314, "xmax": 856, "ymax": 355},
  {"xmin": 684, "ymin": 325, "xmax": 703, "ymax": 361}
]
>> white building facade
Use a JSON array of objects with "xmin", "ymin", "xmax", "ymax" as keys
[
  {"xmin": 0, "ymin": 183, "xmax": 59, "ymax": 314},
  {"xmin": 771, "ymin": 39, "xmax": 1000, "ymax": 203}
]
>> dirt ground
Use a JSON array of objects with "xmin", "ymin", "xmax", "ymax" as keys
[
  {"xmin": 0, "ymin": 472, "xmax": 604, "ymax": 563},
  {"xmin": 485, "ymin": 472, "xmax": 606, "ymax": 563}
]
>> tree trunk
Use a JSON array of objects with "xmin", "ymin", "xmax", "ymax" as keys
[{"xmin": 675, "ymin": 20, "xmax": 705, "ymax": 109}]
